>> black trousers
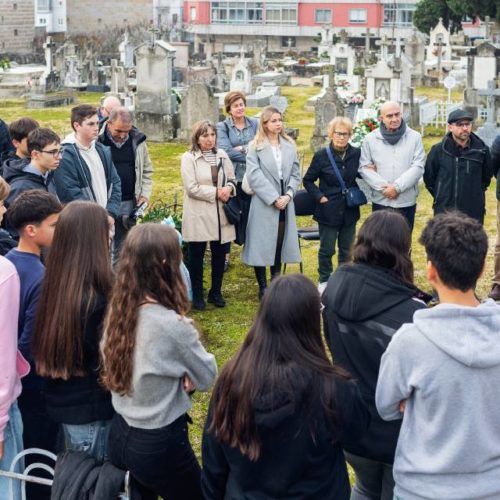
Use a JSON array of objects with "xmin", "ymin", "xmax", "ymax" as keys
[
  {"xmin": 108, "ymin": 413, "xmax": 202, "ymax": 500},
  {"xmin": 372, "ymin": 203, "xmax": 416, "ymax": 232},
  {"xmin": 188, "ymin": 240, "xmax": 230, "ymax": 297}
]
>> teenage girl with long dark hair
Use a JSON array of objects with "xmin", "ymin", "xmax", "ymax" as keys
[
  {"xmin": 101, "ymin": 224, "xmax": 217, "ymax": 500},
  {"xmin": 202, "ymin": 273, "xmax": 369, "ymax": 499}
]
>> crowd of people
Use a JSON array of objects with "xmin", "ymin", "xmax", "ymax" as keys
[{"xmin": 0, "ymin": 93, "xmax": 499, "ymax": 500}]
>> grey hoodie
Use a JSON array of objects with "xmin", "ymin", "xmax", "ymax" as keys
[{"xmin": 376, "ymin": 299, "xmax": 500, "ymax": 500}]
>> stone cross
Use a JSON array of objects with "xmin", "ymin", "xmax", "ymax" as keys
[
  {"xmin": 394, "ymin": 36, "xmax": 403, "ymax": 58},
  {"xmin": 433, "ymin": 31, "xmax": 446, "ymax": 79},
  {"xmin": 43, "ymin": 36, "xmax": 56, "ymax": 73},
  {"xmin": 478, "ymin": 80, "xmax": 500, "ymax": 124},
  {"xmin": 339, "ymin": 29, "xmax": 349, "ymax": 44},
  {"xmin": 379, "ymin": 35, "xmax": 389, "ymax": 61},
  {"xmin": 364, "ymin": 28, "xmax": 376, "ymax": 52},
  {"xmin": 485, "ymin": 16, "xmax": 491, "ymax": 41},
  {"xmin": 148, "ymin": 26, "xmax": 160, "ymax": 48}
]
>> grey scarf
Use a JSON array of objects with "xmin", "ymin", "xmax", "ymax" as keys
[{"xmin": 380, "ymin": 120, "xmax": 406, "ymax": 145}]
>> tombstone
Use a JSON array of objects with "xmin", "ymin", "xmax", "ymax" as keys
[
  {"xmin": 178, "ymin": 83, "xmax": 219, "ymax": 140},
  {"xmin": 426, "ymin": 18, "xmax": 452, "ymax": 62},
  {"xmin": 476, "ymin": 80, "xmax": 500, "ymax": 147},
  {"xmin": 468, "ymin": 41, "xmax": 499, "ymax": 91},
  {"xmin": 318, "ymin": 25, "xmax": 334, "ymax": 60},
  {"xmin": 365, "ymin": 59, "xmax": 401, "ymax": 103},
  {"xmin": 394, "ymin": 54, "xmax": 414, "ymax": 104},
  {"xmin": 119, "ymin": 32, "xmax": 135, "ymax": 69},
  {"xmin": 230, "ymin": 52, "xmax": 252, "ymax": 94},
  {"xmin": 330, "ymin": 41, "xmax": 359, "ymax": 92},
  {"xmin": 110, "ymin": 59, "xmax": 126, "ymax": 94},
  {"xmin": 64, "ymin": 56, "xmax": 83, "ymax": 89},
  {"xmin": 270, "ymin": 95, "xmax": 288, "ymax": 114},
  {"xmin": 135, "ymin": 40, "xmax": 177, "ymax": 142},
  {"xmin": 405, "ymin": 28, "xmax": 426, "ymax": 79},
  {"xmin": 246, "ymin": 82, "xmax": 280, "ymax": 107},
  {"xmin": 310, "ymin": 66, "xmax": 345, "ymax": 152},
  {"xmin": 40, "ymin": 36, "xmax": 59, "ymax": 92}
]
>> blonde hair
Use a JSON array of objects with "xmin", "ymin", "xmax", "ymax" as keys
[
  {"xmin": 327, "ymin": 117, "xmax": 353, "ymax": 140},
  {"xmin": 0, "ymin": 177, "xmax": 10, "ymax": 201},
  {"xmin": 251, "ymin": 106, "xmax": 293, "ymax": 148}
]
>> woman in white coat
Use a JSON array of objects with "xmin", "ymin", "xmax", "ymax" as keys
[
  {"xmin": 242, "ymin": 106, "xmax": 301, "ymax": 299},
  {"xmin": 181, "ymin": 120, "xmax": 236, "ymax": 310}
]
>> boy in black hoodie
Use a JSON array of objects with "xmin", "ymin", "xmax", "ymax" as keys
[
  {"xmin": 4, "ymin": 127, "xmax": 60, "ymax": 208},
  {"xmin": 1, "ymin": 118, "xmax": 39, "ymax": 174}
]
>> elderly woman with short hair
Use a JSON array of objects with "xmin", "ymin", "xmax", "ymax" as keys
[
  {"xmin": 181, "ymin": 120, "xmax": 236, "ymax": 310},
  {"xmin": 303, "ymin": 117, "xmax": 361, "ymax": 292}
]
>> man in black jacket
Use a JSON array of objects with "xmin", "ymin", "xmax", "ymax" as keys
[
  {"xmin": 489, "ymin": 134, "xmax": 500, "ymax": 300},
  {"xmin": 424, "ymin": 109, "xmax": 493, "ymax": 224}
]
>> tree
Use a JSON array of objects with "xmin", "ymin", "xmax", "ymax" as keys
[{"xmin": 413, "ymin": 0, "xmax": 498, "ymax": 35}]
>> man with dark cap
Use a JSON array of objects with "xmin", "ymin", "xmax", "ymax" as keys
[{"xmin": 424, "ymin": 109, "xmax": 493, "ymax": 224}]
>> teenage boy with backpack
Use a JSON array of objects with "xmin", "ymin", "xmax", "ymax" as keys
[{"xmin": 376, "ymin": 211, "xmax": 500, "ymax": 500}]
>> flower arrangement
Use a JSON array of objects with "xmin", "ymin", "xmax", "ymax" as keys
[
  {"xmin": 350, "ymin": 117, "xmax": 379, "ymax": 147},
  {"xmin": 335, "ymin": 79, "xmax": 350, "ymax": 90},
  {"xmin": 347, "ymin": 93, "xmax": 364, "ymax": 105}
]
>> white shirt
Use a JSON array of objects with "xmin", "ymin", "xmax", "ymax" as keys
[
  {"xmin": 76, "ymin": 139, "xmax": 108, "ymax": 208},
  {"xmin": 271, "ymin": 143, "xmax": 283, "ymax": 180}
]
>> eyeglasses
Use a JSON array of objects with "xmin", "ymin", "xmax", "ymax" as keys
[
  {"xmin": 40, "ymin": 149, "xmax": 62, "ymax": 157},
  {"xmin": 333, "ymin": 131, "xmax": 350, "ymax": 138},
  {"xmin": 453, "ymin": 121, "xmax": 472, "ymax": 128}
]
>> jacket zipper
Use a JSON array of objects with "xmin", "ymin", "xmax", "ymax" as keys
[{"xmin": 454, "ymin": 157, "xmax": 459, "ymax": 208}]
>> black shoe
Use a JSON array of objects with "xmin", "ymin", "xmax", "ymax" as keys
[
  {"xmin": 207, "ymin": 291, "xmax": 226, "ymax": 307},
  {"xmin": 192, "ymin": 296, "xmax": 206, "ymax": 310}
]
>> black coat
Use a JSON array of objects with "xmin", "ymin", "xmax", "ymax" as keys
[
  {"xmin": 202, "ymin": 371, "xmax": 370, "ymax": 499},
  {"xmin": 43, "ymin": 294, "xmax": 114, "ymax": 425},
  {"xmin": 491, "ymin": 134, "xmax": 500, "ymax": 201},
  {"xmin": 323, "ymin": 263, "xmax": 428, "ymax": 464},
  {"xmin": 424, "ymin": 132, "xmax": 493, "ymax": 223},
  {"xmin": 303, "ymin": 143, "xmax": 361, "ymax": 228}
]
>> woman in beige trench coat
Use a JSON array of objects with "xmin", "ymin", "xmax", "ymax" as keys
[{"xmin": 181, "ymin": 120, "xmax": 236, "ymax": 310}]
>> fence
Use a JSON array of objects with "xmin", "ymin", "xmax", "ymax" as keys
[{"xmin": 419, "ymin": 100, "xmax": 463, "ymax": 135}]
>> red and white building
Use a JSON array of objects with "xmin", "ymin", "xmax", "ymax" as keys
[{"xmin": 183, "ymin": 0, "xmax": 420, "ymax": 54}]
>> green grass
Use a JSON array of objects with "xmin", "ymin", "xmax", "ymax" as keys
[{"xmin": 1, "ymin": 87, "xmax": 497, "ymax": 462}]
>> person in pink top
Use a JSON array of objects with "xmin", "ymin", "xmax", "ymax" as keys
[{"xmin": 0, "ymin": 176, "xmax": 30, "ymax": 500}]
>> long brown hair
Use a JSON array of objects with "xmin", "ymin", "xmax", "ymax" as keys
[
  {"xmin": 101, "ymin": 224, "xmax": 189, "ymax": 396},
  {"xmin": 352, "ymin": 210, "xmax": 414, "ymax": 284},
  {"xmin": 209, "ymin": 274, "xmax": 350, "ymax": 461},
  {"xmin": 33, "ymin": 201, "xmax": 112, "ymax": 379}
]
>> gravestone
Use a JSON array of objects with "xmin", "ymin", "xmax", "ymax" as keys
[
  {"xmin": 110, "ymin": 59, "xmax": 126, "ymax": 94},
  {"xmin": 135, "ymin": 40, "xmax": 177, "ymax": 142},
  {"xmin": 365, "ymin": 59, "xmax": 401, "ymax": 103},
  {"xmin": 330, "ymin": 41, "xmax": 360, "ymax": 92},
  {"xmin": 230, "ymin": 52, "xmax": 252, "ymax": 94},
  {"xmin": 119, "ymin": 32, "xmax": 135, "ymax": 69},
  {"xmin": 426, "ymin": 18, "xmax": 452, "ymax": 62},
  {"xmin": 40, "ymin": 36, "xmax": 59, "ymax": 92},
  {"xmin": 405, "ymin": 28, "xmax": 426, "ymax": 79},
  {"xmin": 468, "ymin": 41, "xmax": 499, "ymax": 91},
  {"xmin": 178, "ymin": 83, "xmax": 219, "ymax": 140},
  {"xmin": 64, "ymin": 56, "xmax": 84, "ymax": 89},
  {"xmin": 477, "ymin": 80, "xmax": 500, "ymax": 147},
  {"xmin": 310, "ymin": 66, "xmax": 345, "ymax": 152},
  {"xmin": 246, "ymin": 82, "xmax": 280, "ymax": 107}
]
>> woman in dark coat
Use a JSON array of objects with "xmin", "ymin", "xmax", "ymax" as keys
[
  {"xmin": 303, "ymin": 116, "xmax": 361, "ymax": 291},
  {"xmin": 322, "ymin": 210, "xmax": 430, "ymax": 500},
  {"xmin": 202, "ymin": 274, "xmax": 369, "ymax": 499}
]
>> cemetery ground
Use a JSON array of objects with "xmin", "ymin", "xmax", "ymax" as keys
[{"xmin": 1, "ymin": 86, "xmax": 497, "ymax": 462}]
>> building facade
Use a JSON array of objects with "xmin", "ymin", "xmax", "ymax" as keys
[
  {"xmin": 183, "ymin": 0, "xmax": 419, "ymax": 54},
  {"xmin": 0, "ymin": 0, "xmax": 36, "ymax": 54}
]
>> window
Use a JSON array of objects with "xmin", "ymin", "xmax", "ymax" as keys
[
  {"xmin": 315, "ymin": 9, "xmax": 331, "ymax": 24},
  {"xmin": 383, "ymin": 3, "xmax": 415, "ymax": 27},
  {"xmin": 58, "ymin": 18, "xmax": 63, "ymax": 24},
  {"xmin": 349, "ymin": 9, "xmax": 367, "ymax": 24},
  {"xmin": 14, "ymin": 29, "xmax": 18, "ymax": 35},
  {"xmin": 13, "ymin": 3, "xmax": 17, "ymax": 10},
  {"xmin": 190, "ymin": 7, "xmax": 196, "ymax": 21},
  {"xmin": 37, "ymin": 0, "xmax": 51, "ymax": 10},
  {"xmin": 211, "ymin": 2, "xmax": 263, "ymax": 25},
  {"xmin": 282, "ymin": 36, "xmax": 296, "ymax": 48},
  {"xmin": 266, "ymin": 4, "xmax": 297, "ymax": 25}
]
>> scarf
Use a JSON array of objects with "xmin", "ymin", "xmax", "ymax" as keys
[{"xmin": 380, "ymin": 120, "xmax": 406, "ymax": 146}]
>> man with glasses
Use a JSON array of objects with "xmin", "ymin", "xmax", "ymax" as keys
[
  {"xmin": 3, "ymin": 128, "xmax": 61, "ymax": 207},
  {"xmin": 360, "ymin": 101, "xmax": 425, "ymax": 232},
  {"xmin": 424, "ymin": 109, "xmax": 492, "ymax": 225}
]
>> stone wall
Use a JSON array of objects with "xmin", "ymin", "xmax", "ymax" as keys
[
  {"xmin": 0, "ymin": 0, "xmax": 35, "ymax": 55},
  {"xmin": 66, "ymin": 0, "xmax": 153, "ymax": 35}
]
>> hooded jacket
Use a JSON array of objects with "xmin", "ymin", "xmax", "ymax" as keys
[
  {"xmin": 3, "ymin": 157, "xmax": 54, "ymax": 207},
  {"xmin": 202, "ymin": 371, "xmax": 370, "ymax": 499},
  {"xmin": 376, "ymin": 299, "xmax": 500, "ymax": 500},
  {"xmin": 323, "ymin": 263, "xmax": 427, "ymax": 464},
  {"xmin": 424, "ymin": 132, "xmax": 492, "ymax": 223},
  {"xmin": 53, "ymin": 133, "xmax": 121, "ymax": 218}
]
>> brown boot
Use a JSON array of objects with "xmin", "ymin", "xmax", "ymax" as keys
[{"xmin": 489, "ymin": 284, "xmax": 500, "ymax": 301}]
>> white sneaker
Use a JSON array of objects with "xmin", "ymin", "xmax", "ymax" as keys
[{"xmin": 318, "ymin": 282, "xmax": 328, "ymax": 295}]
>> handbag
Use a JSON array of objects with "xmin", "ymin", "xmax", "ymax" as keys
[
  {"xmin": 325, "ymin": 147, "xmax": 367, "ymax": 208},
  {"xmin": 217, "ymin": 158, "xmax": 242, "ymax": 225}
]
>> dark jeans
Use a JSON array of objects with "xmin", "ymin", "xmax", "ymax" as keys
[
  {"xmin": 18, "ymin": 387, "xmax": 59, "ymax": 500},
  {"xmin": 344, "ymin": 451, "xmax": 395, "ymax": 500},
  {"xmin": 372, "ymin": 203, "xmax": 416, "ymax": 232},
  {"xmin": 108, "ymin": 413, "xmax": 202, "ymax": 500},
  {"xmin": 188, "ymin": 241, "xmax": 230, "ymax": 298},
  {"xmin": 318, "ymin": 222, "xmax": 356, "ymax": 283},
  {"xmin": 254, "ymin": 217, "xmax": 285, "ymax": 289}
]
